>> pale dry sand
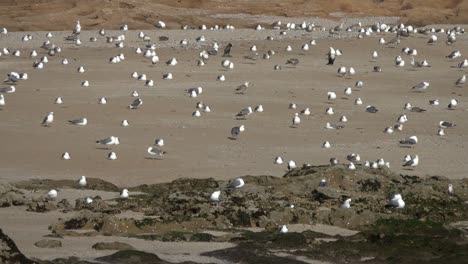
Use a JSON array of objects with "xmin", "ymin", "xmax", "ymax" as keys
[{"xmin": 0, "ymin": 24, "xmax": 468, "ymax": 262}]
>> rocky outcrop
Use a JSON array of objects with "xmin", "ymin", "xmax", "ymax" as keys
[
  {"xmin": 0, "ymin": 228, "xmax": 33, "ymax": 264},
  {"xmin": 34, "ymin": 239, "xmax": 62, "ymax": 248}
]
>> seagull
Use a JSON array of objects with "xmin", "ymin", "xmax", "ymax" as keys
[
  {"xmin": 341, "ymin": 198, "xmax": 351, "ymax": 208},
  {"xmin": 325, "ymin": 107, "xmax": 334, "ymax": 115},
  {"xmin": 0, "ymin": 86, "xmax": 15, "ymax": 93},
  {"xmin": 340, "ymin": 116, "xmax": 348, "ymax": 122},
  {"xmin": 355, "ymin": 81, "xmax": 364, "ymax": 88},
  {"xmin": 448, "ymin": 99, "xmax": 458, "ymax": 110},
  {"xmin": 41, "ymin": 112, "xmax": 54, "ymax": 126},
  {"xmin": 279, "ymin": 225, "xmax": 289, "ymax": 234},
  {"xmin": 288, "ymin": 160, "xmax": 297, "ymax": 170},
  {"xmin": 289, "ymin": 103, "xmax": 297, "ymax": 109},
  {"xmin": 286, "ymin": 58, "xmax": 299, "ymax": 67},
  {"xmin": 192, "ymin": 110, "xmax": 201, "ymax": 117},
  {"xmin": 228, "ymin": 178, "xmax": 245, "ymax": 188},
  {"xmin": 47, "ymin": 189, "xmax": 58, "ymax": 200},
  {"xmin": 62, "ymin": 152, "xmax": 71, "ymax": 160},
  {"xmin": 355, "ymin": 98, "xmax": 363, "ymax": 105},
  {"xmin": 107, "ymin": 152, "xmax": 117, "ymax": 160},
  {"xmin": 327, "ymin": 47, "xmax": 336, "ymax": 65},
  {"xmin": 81, "ymin": 80, "xmax": 89, "ymax": 87},
  {"xmin": 121, "ymin": 120, "xmax": 129, "ymax": 127},
  {"xmin": 166, "ymin": 58, "xmax": 178, "ymax": 66},
  {"xmin": 274, "ymin": 156, "xmax": 284, "ymax": 165},
  {"xmin": 77, "ymin": 66, "xmax": 85, "ymax": 73},
  {"xmin": 388, "ymin": 193, "xmax": 405, "ymax": 208},
  {"xmin": 78, "ymin": 176, "xmax": 87, "ymax": 187},
  {"xmin": 210, "ymin": 190, "xmax": 221, "ymax": 203},
  {"xmin": 446, "ymin": 50, "xmax": 461, "ymax": 59},
  {"xmin": 330, "ymin": 158, "xmax": 339, "ymax": 165},
  {"xmin": 96, "ymin": 136, "xmax": 119, "ymax": 148},
  {"xmin": 429, "ymin": 99, "xmax": 440, "ymax": 106},
  {"xmin": 154, "ymin": 139, "xmax": 165, "ymax": 147},
  {"xmin": 98, "ymin": 97, "xmax": 107, "ymax": 104},
  {"xmin": 147, "ymin": 147, "xmax": 166, "ymax": 159},
  {"xmin": 458, "ymin": 59, "xmax": 468, "ymax": 68},
  {"xmin": 347, "ymin": 162, "xmax": 356, "ymax": 170},
  {"xmin": 366, "ymin": 105, "xmax": 378, "ymax": 113},
  {"xmin": 347, "ymin": 67, "xmax": 356, "ymax": 76},
  {"xmin": 230, "ymin": 125, "xmax": 245, "ymax": 140},
  {"xmin": 347, "ymin": 153, "xmax": 361, "ymax": 163},
  {"xmin": 128, "ymin": 98, "xmax": 143, "ymax": 109},
  {"xmin": 337, "ymin": 66, "xmax": 347, "ymax": 76},
  {"xmin": 399, "ymin": 136, "xmax": 418, "ymax": 146},
  {"xmin": 437, "ymin": 129, "xmax": 445, "ymax": 136},
  {"xmin": 322, "ymin": 141, "xmax": 331, "ymax": 148},
  {"xmin": 300, "ymin": 108, "xmax": 311, "ymax": 116},
  {"xmin": 372, "ymin": 51, "xmax": 378, "ymax": 60},
  {"xmin": 222, "ymin": 43, "xmax": 232, "ymax": 57},
  {"xmin": 291, "ymin": 113, "xmax": 301, "ymax": 127},
  {"xmin": 54, "ymin": 97, "xmax": 63, "ymax": 104},
  {"xmin": 235, "ymin": 82, "xmax": 250, "ymax": 94},
  {"xmin": 384, "ymin": 127, "xmax": 394, "ymax": 134},
  {"xmin": 403, "ymin": 155, "xmax": 419, "ymax": 168},
  {"xmin": 235, "ymin": 107, "xmax": 253, "ymax": 119},
  {"xmin": 397, "ymin": 115, "xmax": 408, "ymax": 123},
  {"xmin": 254, "ymin": 105, "xmax": 263, "ymax": 112},
  {"xmin": 68, "ymin": 117, "xmax": 87, "ymax": 126},
  {"xmin": 327, "ymin": 92, "xmax": 337, "ymax": 100},
  {"xmin": 448, "ymin": 184, "xmax": 454, "ymax": 195},
  {"xmin": 344, "ymin": 87, "xmax": 352, "ymax": 96},
  {"xmin": 326, "ymin": 122, "xmax": 344, "ymax": 129},
  {"xmin": 120, "ymin": 189, "xmax": 129, "ymax": 198},
  {"xmin": 0, "ymin": 94, "xmax": 5, "ymax": 107},
  {"xmin": 455, "ymin": 75, "xmax": 466, "ymax": 86},
  {"xmin": 394, "ymin": 124, "xmax": 404, "ymax": 131},
  {"xmin": 439, "ymin": 121, "xmax": 456, "ymax": 128}
]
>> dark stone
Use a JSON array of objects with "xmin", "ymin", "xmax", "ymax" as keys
[
  {"xmin": 34, "ymin": 239, "xmax": 62, "ymax": 248},
  {"xmin": 92, "ymin": 242, "xmax": 134, "ymax": 250}
]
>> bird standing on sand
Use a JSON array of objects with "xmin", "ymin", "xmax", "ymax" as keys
[
  {"xmin": 222, "ymin": 43, "xmax": 232, "ymax": 57},
  {"xmin": 399, "ymin": 136, "xmax": 418, "ymax": 147},
  {"xmin": 68, "ymin": 117, "xmax": 87, "ymax": 126},
  {"xmin": 403, "ymin": 155, "xmax": 419, "ymax": 169},
  {"xmin": 147, "ymin": 147, "xmax": 166, "ymax": 159},
  {"xmin": 96, "ymin": 136, "xmax": 119, "ymax": 148},
  {"xmin": 327, "ymin": 47, "xmax": 336, "ymax": 65},
  {"xmin": 230, "ymin": 125, "xmax": 245, "ymax": 140},
  {"xmin": 286, "ymin": 58, "xmax": 299, "ymax": 67},
  {"xmin": 235, "ymin": 107, "xmax": 253, "ymax": 119},
  {"xmin": 291, "ymin": 113, "xmax": 301, "ymax": 128},
  {"xmin": 235, "ymin": 82, "xmax": 250, "ymax": 94},
  {"xmin": 41, "ymin": 112, "xmax": 54, "ymax": 126}
]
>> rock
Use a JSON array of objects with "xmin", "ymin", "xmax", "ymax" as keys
[
  {"xmin": 34, "ymin": 239, "xmax": 62, "ymax": 248},
  {"xmin": 0, "ymin": 183, "xmax": 30, "ymax": 207},
  {"xmin": 95, "ymin": 250, "xmax": 167, "ymax": 264},
  {"xmin": 0, "ymin": 228, "xmax": 34, "ymax": 264},
  {"xmin": 92, "ymin": 242, "xmax": 134, "ymax": 250}
]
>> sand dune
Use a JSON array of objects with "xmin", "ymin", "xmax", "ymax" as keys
[{"xmin": 1, "ymin": 0, "xmax": 468, "ymax": 31}]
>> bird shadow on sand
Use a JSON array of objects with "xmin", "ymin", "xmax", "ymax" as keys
[
  {"xmin": 399, "ymin": 145, "xmax": 413, "ymax": 148},
  {"xmin": 96, "ymin": 147, "xmax": 112, "ymax": 150},
  {"xmin": 227, "ymin": 137, "xmax": 238, "ymax": 140}
]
